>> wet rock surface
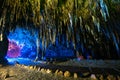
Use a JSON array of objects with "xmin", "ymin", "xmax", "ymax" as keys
[{"xmin": 1, "ymin": 58, "xmax": 120, "ymax": 80}]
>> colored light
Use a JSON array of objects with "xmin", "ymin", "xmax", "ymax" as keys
[{"xmin": 7, "ymin": 40, "xmax": 21, "ymax": 58}]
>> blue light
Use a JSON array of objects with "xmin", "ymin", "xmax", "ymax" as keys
[
  {"xmin": 6, "ymin": 27, "xmax": 76, "ymax": 61},
  {"xmin": 7, "ymin": 27, "xmax": 37, "ymax": 59}
]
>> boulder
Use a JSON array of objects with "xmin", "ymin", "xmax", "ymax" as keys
[{"xmin": 64, "ymin": 71, "xmax": 71, "ymax": 77}]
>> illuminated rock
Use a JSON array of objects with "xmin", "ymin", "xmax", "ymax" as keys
[
  {"xmin": 58, "ymin": 71, "xmax": 63, "ymax": 76},
  {"xmin": 100, "ymin": 75, "xmax": 103, "ymax": 80},
  {"xmin": 7, "ymin": 40, "xmax": 20, "ymax": 58},
  {"xmin": 107, "ymin": 75, "xmax": 116, "ymax": 80},
  {"xmin": 37, "ymin": 67, "xmax": 41, "ymax": 71},
  {"xmin": 64, "ymin": 71, "xmax": 71, "ymax": 77},
  {"xmin": 74, "ymin": 73, "xmax": 78, "ymax": 78},
  {"xmin": 24, "ymin": 65, "xmax": 29, "ymax": 69},
  {"xmin": 1, "ymin": 71, "xmax": 9, "ymax": 79},
  {"xmin": 33, "ymin": 66, "xmax": 37, "ymax": 70},
  {"xmin": 55, "ymin": 69, "xmax": 59, "ymax": 75},
  {"xmin": 46, "ymin": 69, "xmax": 52, "ymax": 74},
  {"xmin": 29, "ymin": 66, "xmax": 34, "ymax": 69},
  {"xmin": 40, "ymin": 68, "xmax": 46, "ymax": 73},
  {"xmin": 7, "ymin": 27, "xmax": 37, "ymax": 59},
  {"xmin": 91, "ymin": 74, "xmax": 97, "ymax": 80}
]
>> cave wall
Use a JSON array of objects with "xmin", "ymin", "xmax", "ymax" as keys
[{"xmin": 7, "ymin": 27, "xmax": 75, "ymax": 60}]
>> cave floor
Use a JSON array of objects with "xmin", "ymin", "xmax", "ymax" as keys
[{"xmin": 0, "ymin": 58, "xmax": 120, "ymax": 80}]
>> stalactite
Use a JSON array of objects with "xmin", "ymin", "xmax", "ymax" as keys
[{"xmin": 35, "ymin": 34, "xmax": 40, "ymax": 61}]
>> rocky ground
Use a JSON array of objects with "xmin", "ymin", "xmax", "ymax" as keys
[{"xmin": 0, "ymin": 59, "xmax": 120, "ymax": 80}]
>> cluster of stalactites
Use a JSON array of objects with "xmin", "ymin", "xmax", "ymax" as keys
[
  {"xmin": 37, "ymin": 0, "xmax": 119, "ymax": 58},
  {"xmin": 0, "ymin": 0, "xmax": 110, "ymax": 29},
  {"xmin": 0, "ymin": 0, "xmax": 41, "ymax": 29},
  {"xmin": 0, "ymin": 0, "xmax": 109, "ymax": 47},
  {"xmin": 1, "ymin": 0, "xmax": 120, "ymax": 58},
  {"xmin": 37, "ymin": 0, "xmax": 110, "ymax": 50}
]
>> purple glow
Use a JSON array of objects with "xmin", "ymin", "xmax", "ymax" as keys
[{"xmin": 7, "ymin": 40, "xmax": 21, "ymax": 58}]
